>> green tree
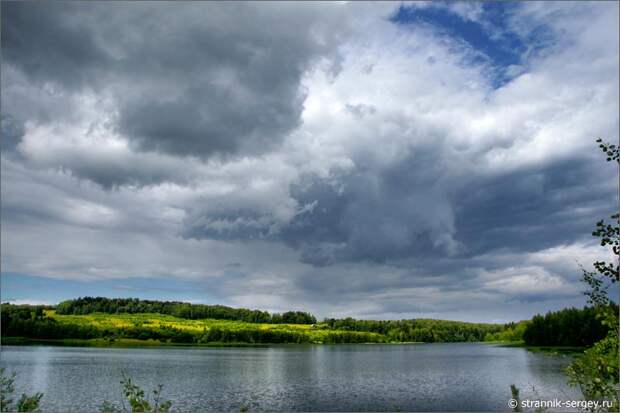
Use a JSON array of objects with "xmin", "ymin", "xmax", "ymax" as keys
[{"xmin": 565, "ymin": 138, "xmax": 619, "ymax": 412}]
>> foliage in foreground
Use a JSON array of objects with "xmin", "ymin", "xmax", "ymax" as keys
[
  {"xmin": 100, "ymin": 371, "xmax": 171, "ymax": 413},
  {"xmin": 0, "ymin": 368, "xmax": 43, "ymax": 412},
  {"xmin": 509, "ymin": 384, "xmax": 523, "ymax": 412},
  {"xmin": 565, "ymin": 139, "xmax": 619, "ymax": 412},
  {"xmin": 566, "ymin": 325, "xmax": 619, "ymax": 410}
]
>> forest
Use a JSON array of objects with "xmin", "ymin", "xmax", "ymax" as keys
[
  {"xmin": 2, "ymin": 301, "xmax": 504, "ymax": 345},
  {"xmin": 522, "ymin": 305, "xmax": 616, "ymax": 347},
  {"xmin": 55, "ymin": 297, "xmax": 317, "ymax": 324},
  {"xmin": 2, "ymin": 299, "xmax": 616, "ymax": 347},
  {"xmin": 1, "ymin": 304, "xmax": 385, "ymax": 345},
  {"xmin": 323, "ymin": 317, "xmax": 504, "ymax": 342}
]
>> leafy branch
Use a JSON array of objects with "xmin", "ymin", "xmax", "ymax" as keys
[
  {"xmin": 0, "ymin": 368, "xmax": 43, "ymax": 413},
  {"xmin": 100, "ymin": 371, "xmax": 172, "ymax": 413}
]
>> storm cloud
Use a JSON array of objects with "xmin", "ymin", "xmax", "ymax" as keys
[
  {"xmin": 1, "ymin": 1, "xmax": 618, "ymax": 321},
  {"xmin": 2, "ymin": 2, "xmax": 348, "ymax": 161}
]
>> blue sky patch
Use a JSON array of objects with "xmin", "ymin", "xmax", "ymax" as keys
[
  {"xmin": 0, "ymin": 272, "xmax": 216, "ymax": 305},
  {"xmin": 390, "ymin": 2, "xmax": 553, "ymax": 88}
]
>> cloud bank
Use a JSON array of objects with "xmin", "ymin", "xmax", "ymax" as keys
[{"xmin": 1, "ymin": 1, "xmax": 618, "ymax": 321}]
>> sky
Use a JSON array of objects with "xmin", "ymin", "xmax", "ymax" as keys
[{"xmin": 1, "ymin": 1, "xmax": 618, "ymax": 323}]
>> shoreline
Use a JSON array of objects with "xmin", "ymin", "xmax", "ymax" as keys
[
  {"xmin": 0, "ymin": 337, "xmax": 447, "ymax": 348},
  {"xmin": 2, "ymin": 337, "xmax": 583, "ymax": 353},
  {"xmin": 486, "ymin": 340, "xmax": 584, "ymax": 355},
  {"xmin": 0, "ymin": 337, "xmax": 427, "ymax": 348}
]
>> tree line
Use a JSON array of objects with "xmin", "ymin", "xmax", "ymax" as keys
[
  {"xmin": 523, "ymin": 305, "xmax": 616, "ymax": 347},
  {"xmin": 4, "ymin": 300, "xmax": 616, "ymax": 347},
  {"xmin": 323, "ymin": 317, "xmax": 504, "ymax": 342},
  {"xmin": 55, "ymin": 297, "xmax": 317, "ymax": 324}
]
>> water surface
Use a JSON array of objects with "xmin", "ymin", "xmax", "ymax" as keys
[{"xmin": 0, "ymin": 343, "xmax": 581, "ymax": 412}]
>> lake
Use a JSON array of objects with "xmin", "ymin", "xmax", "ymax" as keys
[{"xmin": 0, "ymin": 343, "xmax": 581, "ymax": 412}]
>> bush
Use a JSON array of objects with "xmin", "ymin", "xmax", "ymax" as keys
[
  {"xmin": 100, "ymin": 371, "xmax": 171, "ymax": 413},
  {"xmin": 0, "ymin": 368, "xmax": 43, "ymax": 413}
]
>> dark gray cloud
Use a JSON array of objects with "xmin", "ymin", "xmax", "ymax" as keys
[
  {"xmin": 0, "ymin": 114, "xmax": 24, "ymax": 151},
  {"xmin": 282, "ymin": 154, "xmax": 617, "ymax": 267},
  {"xmin": 2, "ymin": 2, "xmax": 347, "ymax": 162},
  {"xmin": 183, "ymin": 209, "xmax": 280, "ymax": 241},
  {"xmin": 181, "ymin": 135, "xmax": 617, "ymax": 273},
  {"xmin": 182, "ymin": 140, "xmax": 460, "ymax": 266},
  {"xmin": 1, "ymin": 2, "xmax": 108, "ymax": 90},
  {"xmin": 282, "ymin": 166, "xmax": 455, "ymax": 266},
  {"xmin": 453, "ymin": 157, "xmax": 617, "ymax": 255}
]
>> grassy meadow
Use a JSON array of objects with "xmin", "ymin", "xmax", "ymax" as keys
[
  {"xmin": 35, "ymin": 310, "xmax": 387, "ymax": 345},
  {"xmin": 1, "ymin": 300, "xmax": 510, "ymax": 346}
]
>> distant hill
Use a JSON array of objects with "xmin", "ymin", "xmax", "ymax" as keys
[{"xmin": 56, "ymin": 296, "xmax": 317, "ymax": 324}]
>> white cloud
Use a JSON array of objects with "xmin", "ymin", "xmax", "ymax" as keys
[
  {"xmin": 1, "ymin": 2, "xmax": 618, "ymax": 321},
  {"xmin": 1, "ymin": 299, "xmax": 55, "ymax": 306}
]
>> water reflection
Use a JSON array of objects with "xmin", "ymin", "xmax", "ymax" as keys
[{"xmin": 0, "ymin": 344, "xmax": 581, "ymax": 412}]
